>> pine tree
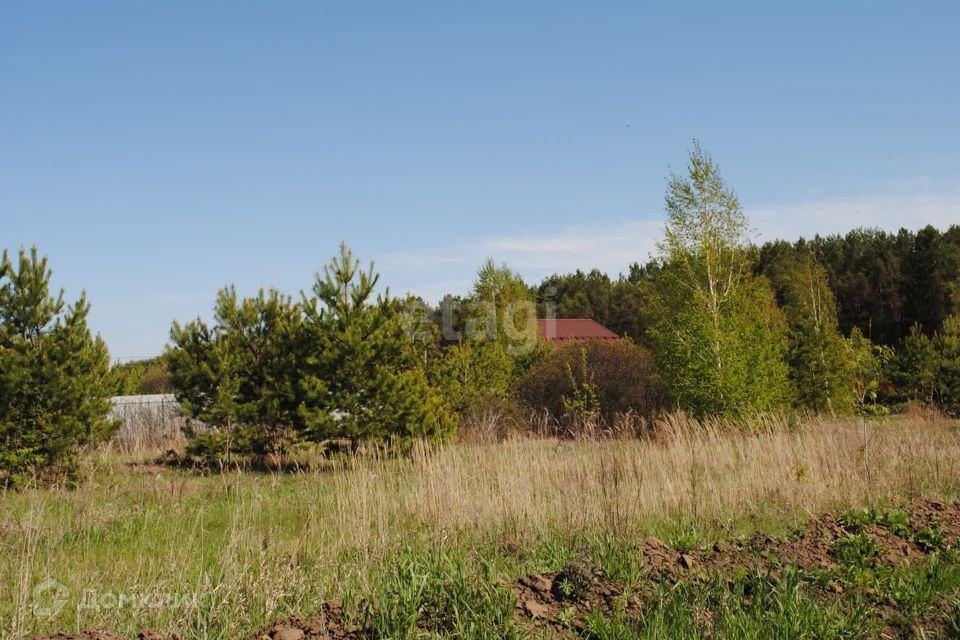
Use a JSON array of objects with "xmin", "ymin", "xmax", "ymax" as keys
[
  {"xmin": 299, "ymin": 243, "xmax": 456, "ymax": 445},
  {"xmin": 780, "ymin": 253, "xmax": 855, "ymax": 413},
  {"xmin": 168, "ymin": 287, "xmax": 304, "ymax": 455},
  {"xmin": 935, "ymin": 314, "xmax": 960, "ymax": 416},
  {"xmin": 0, "ymin": 247, "xmax": 115, "ymax": 485},
  {"xmin": 648, "ymin": 142, "xmax": 792, "ymax": 415},
  {"xmin": 893, "ymin": 323, "xmax": 939, "ymax": 405}
]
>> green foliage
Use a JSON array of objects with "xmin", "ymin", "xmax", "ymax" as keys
[
  {"xmin": 367, "ymin": 549, "xmax": 521, "ymax": 639},
  {"xmin": 647, "ymin": 142, "xmax": 792, "ymax": 415},
  {"xmin": 759, "ymin": 225, "xmax": 960, "ymax": 346},
  {"xmin": 846, "ymin": 327, "xmax": 894, "ymax": 415},
  {"xmin": 913, "ymin": 524, "xmax": 946, "ymax": 553},
  {"xmin": 0, "ymin": 247, "xmax": 116, "ymax": 486},
  {"xmin": 468, "ymin": 259, "xmax": 538, "ymax": 354},
  {"xmin": 837, "ymin": 507, "xmax": 879, "ymax": 533},
  {"xmin": 168, "ymin": 287, "xmax": 304, "ymax": 455},
  {"xmin": 107, "ymin": 355, "xmax": 174, "ymax": 395},
  {"xmin": 559, "ymin": 347, "xmax": 602, "ymax": 428},
  {"xmin": 936, "ymin": 314, "xmax": 960, "ymax": 416},
  {"xmin": 587, "ymin": 568, "xmax": 873, "ymax": 639},
  {"xmin": 903, "ymin": 225, "xmax": 960, "ymax": 336},
  {"xmin": 299, "ymin": 243, "xmax": 456, "ymax": 444},
  {"xmin": 429, "ymin": 338, "xmax": 515, "ymax": 414},
  {"xmin": 881, "ymin": 509, "xmax": 913, "ymax": 539},
  {"xmin": 168, "ymin": 243, "xmax": 456, "ymax": 458},
  {"xmin": 777, "ymin": 252, "xmax": 855, "ymax": 413},
  {"xmin": 893, "ymin": 323, "xmax": 939, "ymax": 405},
  {"xmin": 535, "ymin": 269, "xmax": 653, "ymax": 343},
  {"xmin": 424, "ymin": 259, "xmax": 546, "ymax": 418},
  {"xmin": 517, "ymin": 339, "xmax": 660, "ymax": 426},
  {"xmin": 833, "ymin": 533, "xmax": 880, "ymax": 568}
]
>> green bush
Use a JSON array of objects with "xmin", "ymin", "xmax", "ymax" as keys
[
  {"xmin": 517, "ymin": 339, "xmax": 660, "ymax": 427},
  {"xmin": 0, "ymin": 247, "xmax": 116, "ymax": 486}
]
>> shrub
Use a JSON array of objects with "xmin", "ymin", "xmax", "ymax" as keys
[
  {"xmin": 0, "ymin": 247, "xmax": 116, "ymax": 486},
  {"xmin": 516, "ymin": 339, "xmax": 660, "ymax": 428}
]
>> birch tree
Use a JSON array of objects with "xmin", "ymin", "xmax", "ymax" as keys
[{"xmin": 649, "ymin": 143, "xmax": 792, "ymax": 414}]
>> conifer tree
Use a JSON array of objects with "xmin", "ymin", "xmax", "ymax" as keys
[
  {"xmin": 893, "ymin": 323, "xmax": 939, "ymax": 405},
  {"xmin": 168, "ymin": 287, "xmax": 304, "ymax": 455},
  {"xmin": 0, "ymin": 247, "xmax": 114, "ymax": 485},
  {"xmin": 935, "ymin": 314, "xmax": 960, "ymax": 416},
  {"xmin": 648, "ymin": 142, "xmax": 792, "ymax": 415},
  {"xmin": 299, "ymin": 243, "xmax": 455, "ymax": 445}
]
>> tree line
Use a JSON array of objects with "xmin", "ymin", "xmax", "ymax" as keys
[
  {"xmin": 540, "ymin": 225, "xmax": 960, "ymax": 351},
  {"xmin": 2, "ymin": 142, "xmax": 959, "ymax": 483}
]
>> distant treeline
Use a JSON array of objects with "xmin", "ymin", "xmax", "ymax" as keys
[{"xmin": 530, "ymin": 225, "xmax": 960, "ymax": 348}]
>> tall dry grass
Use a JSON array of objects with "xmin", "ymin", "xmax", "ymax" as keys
[{"xmin": 338, "ymin": 412, "xmax": 960, "ymax": 547}]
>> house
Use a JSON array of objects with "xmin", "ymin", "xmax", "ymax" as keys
[{"xmin": 536, "ymin": 318, "xmax": 620, "ymax": 347}]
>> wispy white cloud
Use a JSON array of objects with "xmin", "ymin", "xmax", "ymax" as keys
[
  {"xmin": 383, "ymin": 188, "xmax": 960, "ymax": 303},
  {"xmin": 381, "ymin": 220, "xmax": 663, "ymax": 301},
  {"xmin": 749, "ymin": 190, "xmax": 960, "ymax": 244}
]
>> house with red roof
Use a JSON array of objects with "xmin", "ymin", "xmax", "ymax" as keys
[{"xmin": 536, "ymin": 318, "xmax": 621, "ymax": 347}]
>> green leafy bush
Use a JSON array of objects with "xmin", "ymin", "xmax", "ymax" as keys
[
  {"xmin": 833, "ymin": 533, "xmax": 879, "ymax": 568},
  {"xmin": 517, "ymin": 339, "xmax": 660, "ymax": 428}
]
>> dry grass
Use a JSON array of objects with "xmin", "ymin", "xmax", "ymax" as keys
[
  {"xmin": 3, "ymin": 412, "xmax": 960, "ymax": 638},
  {"xmin": 346, "ymin": 412, "xmax": 960, "ymax": 545}
]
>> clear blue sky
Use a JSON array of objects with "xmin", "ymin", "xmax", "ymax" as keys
[{"xmin": 2, "ymin": 1, "xmax": 958, "ymax": 359}]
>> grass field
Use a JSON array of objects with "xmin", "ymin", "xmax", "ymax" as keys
[{"xmin": 4, "ymin": 412, "xmax": 960, "ymax": 639}]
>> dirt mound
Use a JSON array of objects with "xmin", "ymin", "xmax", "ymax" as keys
[
  {"xmin": 251, "ymin": 603, "xmax": 358, "ymax": 640},
  {"xmin": 622, "ymin": 500, "xmax": 959, "ymax": 584},
  {"xmin": 34, "ymin": 633, "xmax": 176, "ymax": 640},
  {"xmin": 514, "ymin": 561, "xmax": 642, "ymax": 634},
  {"xmin": 510, "ymin": 499, "xmax": 960, "ymax": 633}
]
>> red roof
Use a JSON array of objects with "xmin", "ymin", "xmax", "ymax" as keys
[{"xmin": 537, "ymin": 318, "xmax": 620, "ymax": 346}]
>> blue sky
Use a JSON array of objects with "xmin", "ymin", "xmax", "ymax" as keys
[{"xmin": 2, "ymin": 1, "xmax": 959, "ymax": 359}]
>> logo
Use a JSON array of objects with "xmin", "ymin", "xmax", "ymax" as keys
[{"xmin": 31, "ymin": 578, "xmax": 69, "ymax": 619}]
